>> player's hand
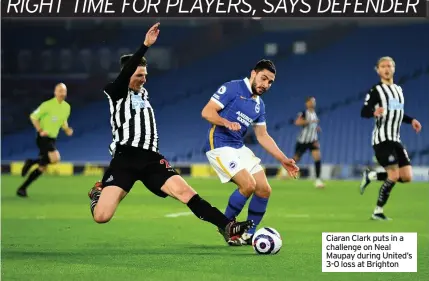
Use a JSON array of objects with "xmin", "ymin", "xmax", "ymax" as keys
[
  {"xmin": 65, "ymin": 127, "xmax": 74, "ymax": 136},
  {"xmin": 223, "ymin": 120, "xmax": 241, "ymax": 131},
  {"xmin": 313, "ymin": 141, "xmax": 320, "ymax": 149},
  {"xmin": 374, "ymin": 107, "xmax": 384, "ymax": 117},
  {"xmin": 144, "ymin": 22, "xmax": 160, "ymax": 47},
  {"xmin": 281, "ymin": 158, "xmax": 300, "ymax": 179},
  {"xmin": 412, "ymin": 119, "xmax": 422, "ymax": 133},
  {"xmin": 39, "ymin": 131, "xmax": 48, "ymax": 137}
]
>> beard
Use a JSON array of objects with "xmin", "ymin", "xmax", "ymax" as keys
[{"xmin": 251, "ymin": 82, "xmax": 265, "ymax": 96}]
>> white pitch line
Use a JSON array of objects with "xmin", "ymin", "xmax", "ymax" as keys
[{"xmin": 165, "ymin": 212, "xmax": 193, "ymax": 218}]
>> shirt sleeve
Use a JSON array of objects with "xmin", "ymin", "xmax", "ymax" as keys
[
  {"xmin": 30, "ymin": 102, "xmax": 47, "ymax": 120},
  {"xmin": 104, "ymin": 44, "xmax": 149, "ymax": 101},
  {"xmin": 361, "ymin": 87, "xmax": 381, "ymax": 118},
  {"xmin": 210, "ymin": 83, "xmax": 236, "ymax": 109},
  {"xmin": 253, "ymin": 103, "xmax": 266, "ymax": 126}
]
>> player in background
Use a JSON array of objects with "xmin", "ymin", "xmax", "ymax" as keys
[
  {"xmin": 293, "ymin": 96, "xmax": 324, "ymax": 188},
  {"xmin": 202, "ymin": 60, "xmax": 299, "ymax": 246},
  {"xmin": 360, "ymin": 56, "xmax": 422, "ymax": 220},
  {"xmin": 88, "ymin": 23, "xmax": 253, "ymax": 241},
  {"xmin": 17, "ymin": 83, "xmax": 73, "ymax": 197}
]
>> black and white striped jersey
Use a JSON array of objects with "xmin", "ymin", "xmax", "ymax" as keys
[
  {"xmin": 103, "ymin": 44, "xmax": 159, "ymax": 156},
  {"xmin": 361, "ymin": 82, "xmax": 409, "ymax": 146},
  {"xmin": 297, "ymin": 109, "xmax": 319, "ymax": 144},
  {"xmin": 105, "ymin": 87, "xmax": 158, "ymax": 155}
]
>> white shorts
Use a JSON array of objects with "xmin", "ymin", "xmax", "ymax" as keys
[{"xmin": 205, "ymin": 146, "xmax": 263, "ymax": 183}]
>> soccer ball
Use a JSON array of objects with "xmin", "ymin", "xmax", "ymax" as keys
[{"xmin": 252, "ymin": 227, "xmax": 282, "ymax": 255}]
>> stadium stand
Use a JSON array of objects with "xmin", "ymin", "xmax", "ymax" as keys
[{"xmin": 2, "ymin": 22, "xmax": 428, "ymax": 167}]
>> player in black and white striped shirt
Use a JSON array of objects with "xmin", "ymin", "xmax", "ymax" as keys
[
  {"xmin": 360, "ymin": 56, "xmax": 422, "ymax": 220},
  {"xmin": 87, "ymin": 23, "xmax": 253, "ymax": 240},
  {"xmin": 293, "ymin": 97, "xmax": 324, "ymax": 188}
]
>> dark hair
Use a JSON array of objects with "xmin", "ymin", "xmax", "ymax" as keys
[
  {"xmin": 306, "ymin": 96, "xmax": 314, "ymax": 102},
  {"xmin": 120, "ymin": 54, "xmax": 147, "ymax": 70},
  {"xmin": 253, "ymin": 59, "xmax": 276, "ymax": 75}
]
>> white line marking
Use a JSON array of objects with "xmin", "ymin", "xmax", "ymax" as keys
[
  {"xmin": 283, "ymin": 214, "xmax": 310, "ymax": 218},
  {"xmin": 165, "ymin": 212, "xmax": 193, "ymax": 218}
]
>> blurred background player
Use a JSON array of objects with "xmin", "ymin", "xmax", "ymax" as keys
[
  {"xmin": 360, "ymin": 56, "xmax": 422, "ymax": 220},
  {"xmin": 202, "ymin": 60, "xmax": 299, "ymax": 246},
  {"xmin": 88, "ymin": 23, "xmax": 253, "ymax": 240},
  {"xmin": 293, "ymin": 97, "xmax": 324, "ymax": 188},
  {"xmin": 17, "ymin": 83, "xmax": 73, "ymax": 197}
]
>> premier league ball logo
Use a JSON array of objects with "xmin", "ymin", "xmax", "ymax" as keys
[{"xmin": 255, "ymin": 103, "xmax": 260, "ymax": 113}]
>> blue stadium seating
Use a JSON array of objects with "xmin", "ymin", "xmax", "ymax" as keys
[{"xmin": 2, "ymin": 23, "xmax": 428, "ymax": 166}]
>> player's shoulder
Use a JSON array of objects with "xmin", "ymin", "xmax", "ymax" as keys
[
  {"xmin": 63, "ymin": 101, "xmax": 71, "ymax": 109},
  {"xmin": 216, "ymin": 79, "xmax": 241, "ymax": 95}
]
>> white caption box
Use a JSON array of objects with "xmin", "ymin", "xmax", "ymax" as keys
[{"xmin": 322, "ymin": 232, "xmax": 417, "ymax": 272}]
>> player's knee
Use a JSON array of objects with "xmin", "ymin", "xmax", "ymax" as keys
[
  {"xmin": 238, "ymin": 178, "xmax": 256, "ymax": 197},
  {"xmin": 93, "ymin": 211, "xmax": 112, "ymax": 224},
  {"xmin": 401, "ymin": 174, "xmax": 412, "ymax": 183},
  {"xmin": 38, "ymin": 166, "xmax": 47, "ymax": 172},
  {"xmin": 50, "ymin": 153, "xmax": 60, "ymax": 163},
  {"xmin": 388, "ymin": 173, "xmax": 400, "ymax": 182},
  {"xmin": 256, "ymin": 184, "xmax": 272, "ymax": 198}
]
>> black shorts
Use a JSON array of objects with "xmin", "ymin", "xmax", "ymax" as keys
[
  {"xmin": 101, "ymin": 145, "xmax": 179, "ymax": 197},
  {"xmin": 373, "ymin": 141, "xmax": 411, "ymax": 168},
  {"xmin": 36, "ymin": 135, "xmax": 57, "ymax": 165},
  {"xmin": 295, "ymin": 141, "xmax": 319, "ymax": 157}
]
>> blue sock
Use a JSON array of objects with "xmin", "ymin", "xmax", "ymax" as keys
[
  {"xmin": 246, "ymin": 195, "xmax": 269, "ymax": 235},
  {"xmin": 224, "ymin": 189, "xmax": 249, "ymax": 220}
]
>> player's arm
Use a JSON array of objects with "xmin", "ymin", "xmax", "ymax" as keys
[
  {"xmin": 361, "ymin": 88, "xmax": 382, "ymax": 118},
  {"xmin": 403, "ymin": 114, "xmax": 422, "ymax": 133},
  {"xmin": 254, "ymin": 124, "xmax": 299, "ymax": 178},
  {"xmin": 294, "ymin": 111, "xmax": 309, "ymax": 126},
  {"xmin": 201, "ymin": 84, "xmax": 240, "ymax": 131},
  {"xmin": 104, "ymin": 23, "xmax": 159, "ymax": 100},
  {"xmin": 30, "ymin": 103, "xmax": 48, "ymax": 136},
  {"xmin": 61, "ymin": 106, "xmax": 73, "ymax": 136}
]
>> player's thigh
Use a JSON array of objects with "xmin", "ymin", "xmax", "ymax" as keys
[
  {"xmin": 399, "ymin": 166, "xmax": 413, "ymax": 182},
  {"xmin": 95, "ymin": 166, "xmax": 136, "ymax": 222},
  {"xmin": 252, "ymin": 170, "xmax": 271, "ymax": 198},
  {"xmin": 139, "ymin": 155, "xmax": 180, "ymax": 200},
  {"xmin": 206, "ymin": 147, "xmax": 243, "ymax": 183},
  {"xmin": 160, "ymin": 175, "xmax": 197, "ymax": 204}
]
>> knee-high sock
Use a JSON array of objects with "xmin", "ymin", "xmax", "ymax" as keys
[
  {"xmin": 315, "ymin": 160, "xmax": 321, "ymax": 179},
  {"xmin": 187, "ymin": 194, "xmax": 230, "ymax": 229},
  {"xmin": 246, "ymin": 195, "xmax": 269, "ymax": 235},
  {"xmin": 18, "ymin": 169, "xmax": 42, "ymax": 190},
  {"xmin": 374, "ymin": 179, "xmax": 395, "ymax": 213},
  {"xmin": 224, "ymin": 189, "xmax": 249, "ymax": 220}
]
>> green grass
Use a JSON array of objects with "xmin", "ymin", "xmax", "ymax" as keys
[{"xmin": 1, "ymin": 176, "xmax": 428, "ymax": 281}]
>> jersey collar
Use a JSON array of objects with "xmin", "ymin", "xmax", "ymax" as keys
[{"xmin": 243, "ymin": 78, "xmax": 260, "ymax": 105}]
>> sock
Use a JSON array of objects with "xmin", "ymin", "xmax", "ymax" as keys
[
  {"xmin": 18, "ymin": 169, "xmax": 42, "ymax": 190},
  {"xmin": 376, "ymin": 179, "xmax": 395, "ymax": 210},
  {"xmin": 224, "ymin": 189, "xmax": 249, "ymax": 220},
  {"xmin": 28, "ymin": 158, "xmax": 40, "ymax": 165},
  {"xmin": 90, "ymin": 191, "xmax": 101, "ymax": 216},
  {"xmin": 370, "ymin": 172, "xmax": 406, "ymax": 183},
  {"xmin": 187, "ymin": 194, "xmax": 230, "ymax": 229},
  {"xmin": 246, "ymin": 195, "xmax": 269, "ymax": 235},
  {"xmin": 374, "ymin": 206, "xmax": 384, "ymax": 214},
  {"xmin": 315, "ymin": 160, "xmax": 321, "ymax": 179}
]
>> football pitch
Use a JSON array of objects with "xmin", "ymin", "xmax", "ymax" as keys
[{"xmin": 2, "ymin": 176, "xmax": 428, "ymax": 281}]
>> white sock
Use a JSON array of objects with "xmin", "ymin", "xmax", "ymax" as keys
[
  {"xmin": 368, "ymin": 171, "xmax": 377, "ymax": 181},
  {"xmin": 374, "ymin": 206, "xmax": 383, "ymax": 214}
]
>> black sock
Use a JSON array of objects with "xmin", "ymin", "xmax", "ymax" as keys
[
  {"xmin": 315, "ymin": 160, "xmax": 321, "ymax": 178},
  {"xmin": 19, "ymin": 169, "xmax": 43, "ymax": 190},
  {"xmin": 376, "ymin": 172, "xmax": 388, "ymax": 181},
  {"xmin": 187, "ymin": 194, "xmax": 230, "ymax": 229},
  {"xmin": 376, "ymin": 172, "xmax": 406, "ymax": 183},
  {"xmin": 28, "ymin": 158, "xmax": 39, "ymax": 165},
  {"xmin": 376, "ymin": 179, "xmax": 395, "ymax": 207}
]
